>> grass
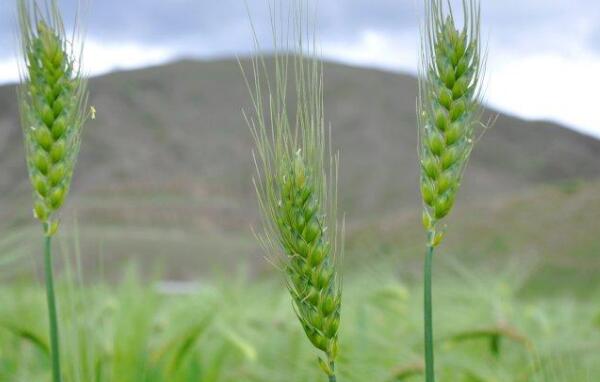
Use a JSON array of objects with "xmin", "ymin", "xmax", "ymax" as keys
[
  {"xmin": 0, "ymin": 250, "xmax": 598, "ymax": 382},
  {"xmin": 0, "ymin": 183, "xmax": 597, "ymax": 382}
]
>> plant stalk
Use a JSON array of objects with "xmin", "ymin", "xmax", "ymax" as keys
[
  {"xmin": 327, "ymin": 358, "xmax": 337, "ymax": 382},
  {"xmin": 424, "ymin": 241, "xmax": 435, "ymax": 382},
  {"xmin": 44, "ymin": 232, "xmax": 62, "ymax": 382}
]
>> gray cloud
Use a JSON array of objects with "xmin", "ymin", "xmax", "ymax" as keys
[
  {"xmin": 84, "ymin": 0, "xmax": 416, "ymax": 41},
  {"xmin": 0, "ymin": 0, "xmax": 418, "ymax": 60},
  {"xmin": 0, "ymin": 6, "xmax": 18, "ymax": 59},
  {"xmin": 0, "ymin": 0, "xmax": 599, "ymax": 60}
]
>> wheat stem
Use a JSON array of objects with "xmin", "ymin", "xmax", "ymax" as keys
[
  {"xmin": 43, "ymin": 230, "xmax": 62, "ymax": 382},
  {"xmin": 417, "ymin": 1, "xmax": 485, "ymax": 379},
  {"xmin": 424, "ymin": 240, "xmax": 435, "ymax": 382},
  {"xmin": 17, "ymin": 3, "xmax": 89, "ymax": 380},
  {"xmin": 328, "ymin": 358, "xmax": 337, "ymax": 382}
]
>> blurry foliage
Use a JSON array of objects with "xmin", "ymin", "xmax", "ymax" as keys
[{"xmin": 0, "ymin": 258, "xmax": 598, "ymax": 382}]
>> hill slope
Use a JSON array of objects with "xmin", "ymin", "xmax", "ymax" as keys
[
  {"xmin": 0, "ymin": 58, "xmax": 598, "ymax": 278},
  {"xmin": 1, "ymin": 59, "xmax": 599, "ymax": 220}
]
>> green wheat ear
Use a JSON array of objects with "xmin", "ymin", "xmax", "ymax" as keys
[
  {"xmin": 18, "ymin": 0, "xmax": 90, "ymax": 236},
  {"xmin": 417, "ymin": 2, "xmax": 488, "ymax": 381},
  {"xmin": 242, "ymin": 3, "xmax": 343, "ymax": 380},
  {"xmin": 418, "ymin": 0, "xmax": 486, "ymax": 247}
]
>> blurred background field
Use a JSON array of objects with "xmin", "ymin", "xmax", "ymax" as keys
[{"xmin": 0, "ymin": 58, "xmax": 599, "ymax": 381}]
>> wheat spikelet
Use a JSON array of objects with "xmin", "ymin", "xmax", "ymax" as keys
[
  {"xmin": 18, "ymin": 0, "xmax": 89, "ymax": 236},
  {"xmin": 279, "ymin": 150, "xmax": 341, "ymax": 358},
  {"xmin": 418, "ymin": 0, "xmax": 485, "ymax": 247},
  {"xmin": 242, "ymin": 3, "xmax": 343, "ymax": 380},
  {"xmin": 417, "ymin": 2, "xmax": 487, "ymax": 380},
  {"xmin": 17, "ymin": 3, "xmax": 89, "ymax": 379}
]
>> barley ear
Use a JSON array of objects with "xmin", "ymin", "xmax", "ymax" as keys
[
  {"xmin": 17, "ymin": 0, "xmax": 89, "ymax": 237},
  {"xmin": 242, "ymin": 2, "xmax": 343, "ymax": 380},
  {"xmin": 418, "ymin": 0, "xmax": 486, "ymax": 247}
]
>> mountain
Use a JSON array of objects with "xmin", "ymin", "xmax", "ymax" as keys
[{"xmin": 0, "ymin": 58, "xmax": 598, "ymax": 278}]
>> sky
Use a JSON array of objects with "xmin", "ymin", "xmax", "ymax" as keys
[{"xmin": 0, "ymin": 0, "xmax": 599, "ymax": 138}]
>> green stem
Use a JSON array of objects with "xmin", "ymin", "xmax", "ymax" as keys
[
  {"xmin": 44, "ymin": 233, "xmax": 62, "ymax": 382},
  {"xmin": 424, "ymin": 242, "xmax": 435, "ymax": 382},
  {"xmin": 328, "ymin": 359, "xmax": 337, "ymax": 382}
]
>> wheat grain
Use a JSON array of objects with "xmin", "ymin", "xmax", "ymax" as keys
[
  {"xmin": 242, "ymin": 2, "xmax": 343, "ymax": 380},
  {"xmin": 417, "ymin": 1, "xmax": 486, "ymax": 381},
  {"xmin": 18, "ymin": 0, "xmax": 89, "ymax": 237},
  {"xmin": 418, "ymin": 0, "xmax": 485, "ymax": 247},
  {"xmin": 16, "ymin": 2, "xmax": 89, "ymax": 381}
]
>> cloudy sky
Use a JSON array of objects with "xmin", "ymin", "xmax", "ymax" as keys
[{"xmin": 1, "ymin": 0, "xmax": 599, "ymax": 137}]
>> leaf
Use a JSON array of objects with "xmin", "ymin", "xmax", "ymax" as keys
[
  {"xmin": 219, "ymin": 325, "xmax": 257, "ymax": 362},
  {"xmin": 0, "ymin": 321, "xmax": 49, "ymax": 356}
]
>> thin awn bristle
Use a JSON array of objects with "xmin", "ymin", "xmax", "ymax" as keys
[
  {"xmin": 242, "ymin": 1, "xmax": 343, "ymax": 379},
  {"xmin": 418, "ymin": 0, "xmax": 486, "ymax": 246},
  {"xmin": 17, "ymin": 0, "xmax": 90, "ymax": 236}
]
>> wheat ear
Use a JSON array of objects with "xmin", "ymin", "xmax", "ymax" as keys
[
  {"xmin": 418, "ymin": 1, "xmax": 486, "ymax": 381},
  {"xmin": 17, "ymin": 1, "xmax": 89, "ymax": 381},
  {"xmin": 242, "ymin": 3, "xmax": 343, "ymax": 380}
]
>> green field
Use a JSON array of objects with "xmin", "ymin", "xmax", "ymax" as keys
[
  {"xmin": 1, "ymin": 249, "xmax": 598, "ymax": 381},
  {"xmin": 1, "ymin": 181, "xmax": 599, "ymax": 381},
  {"xmin": 1, "ymin": 59, "xmax": 599, "ymax": 381}
]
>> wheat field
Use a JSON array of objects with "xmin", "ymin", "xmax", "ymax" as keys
[{"xmin": 1, "ymin": 0, "xmax": 599, "ymax": 381}]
